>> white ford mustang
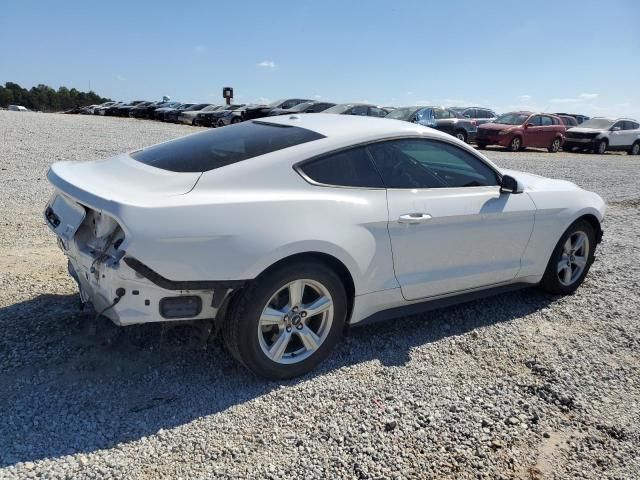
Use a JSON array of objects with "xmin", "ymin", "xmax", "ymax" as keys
[{"xmin": 45, "ymin": 114, "xmax": 605, "ymax": 378}]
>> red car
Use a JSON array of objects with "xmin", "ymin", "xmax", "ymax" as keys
[{"xmin": 476, "ymin": 112, "xmax": 566, "ymax": 152}]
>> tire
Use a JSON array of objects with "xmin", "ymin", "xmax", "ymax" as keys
[
  {"xmin": 548, "ymin": 137, "xmax": 561, "ymax": 153},
  {"xmin": 594, "ymin": 139, "xmax": 607, "ymax": 154},
  {"xmin": 508, "ymin": 136, "xmax": 522, "ymax": 152},
  {"xmin": 222, "ymin": 261, "xmax": 347, "ymax": 379},
  {"xmin": 454, "ymin": 130, "xmax": 467, "ymax": 143},
  {"xmin": 539, "ymin": 219, "xmax": 596, "ymax": 295},
  {"xmin": 477, "ymin": 143, "xmax": 487, "ymax": 150},
  {"xmin": 629, "ymin": 142, "xmax": 640, "ymax": 155}
]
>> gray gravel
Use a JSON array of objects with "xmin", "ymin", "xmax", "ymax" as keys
[{"xmin": 1, "ymin": 111, "xmax": 639, "ymax": 479}]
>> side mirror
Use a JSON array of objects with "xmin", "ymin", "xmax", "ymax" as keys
[
  {"xmin": 611, "ymin": 126, "xmax": 621, "ymax": 131},
  {"xmin": 500, "ymin": 175, "xmax": 524, "ymax": 194},
  {"xmin": 525, "ymin": 123, "xmax": 534, "ymax": 128}
]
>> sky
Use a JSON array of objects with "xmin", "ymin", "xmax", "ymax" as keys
[{"xmin": 1, "ymin": 0, "xmax": 639, "ymax": 118}]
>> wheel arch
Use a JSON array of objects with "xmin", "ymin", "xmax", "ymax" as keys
[{"xmin": 576, "ymin": 213, "xmax": 603, "ymax": 244}]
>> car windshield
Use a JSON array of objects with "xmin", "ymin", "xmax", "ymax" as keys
[
  {"xmin": 289, "ymin": 102, "xmax": 315, "ymax": 112},
  {"xmin": 494, "ymin": 113, "xmax": 529, "ymax": 125},
  {"xmin": 200, "ymin": 105, "xmax": 220, "ymax": 112},
  {"xmin": 131, "ymin": 121, "xmax": 326, "ymax": 173},
  {"xmin": 266, "ymin": 99, "xmax": 285, "ymax": 107},
  {"xmin": 385, "ymin": 107, "xmax": 419, "ymax": 120},
  {"xmin": 184, "ymin": 104, "xmax": 209, "ymax": 111},
  {"xmin": 323, "ymin": 104, "xmax": 360, "ymax": 114},
  {"xmin": 579, "ymin": 118, "xmax": 615, "ymax": 129}
]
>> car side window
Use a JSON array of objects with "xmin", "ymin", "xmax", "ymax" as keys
[
  {"xmin": 369, "ymin": 107, "xmax": 388, "ymax": 117},
  {"xmin": 623, "ymin": 121, "xmax": 638, "ymax": 130},
  {"xmin": 433, "ymin": 109, "xmax": 451, "ymax": 119},
  {"xmin": 298, "ymin": 146, "xmax": 384, "ymax": 188},
  {"xmin": 367, "ymin": 139, "xmax": 498, "ymax": 189},
  {"xmin": 350, "ymin": 105, "xmax": 369, "ymax": 116},
  {"xmin": 528, "ymin": 115, "xmax": 543, "ymax": 126},
  {"xmin": 464, "ymin": 109, "xmax": 476, "ymax": 118},
  {"xmin": 612, "ymin": 121, "xmax": 625, "ymax": 130}
]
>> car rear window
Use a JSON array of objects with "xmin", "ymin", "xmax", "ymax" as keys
[{"xmin": 130, "ymin": 121, "xmax": 325, "ymax": 172}]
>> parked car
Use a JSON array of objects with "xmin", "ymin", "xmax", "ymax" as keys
[
  {"xmin": 153, "ymin": 103, "xmax": 191, "ymax": 121},
  {"xmin": 475, "ymin": 112, "xmax": 566, "ymax": 152},
  {"xmin": 450, "ymin": 107, "xmax": 497, "ymax": 126},
  {"xmin": 8, "ymin": 105, "xmax": 29, "ymax": 112},
  {"xmin": 177, "ymin": 104, "xmax": 219, "ymax": 125},
  {"xmin": 45, "ymin": 114, "xmax": 605, "ymax": 379},
  {"xmin": 268, "ymin": 101, "xmax": 336, "ymax": 116},
  {"xmin": 555, "ymin": 113, "xmax": 590, "ymax": 125},
  {"xmin": 165, "ymin": 103, "xmax": 209, "ymax": 123},
  {"xmin": 384, "ymin": 106, "xmax": 477, "ymax": 143},
  {"xmin": 110, "ymin": 101, "xmax": 147, "ymax": 117},
  {"xmin": 94, "ymin": 102, "xmax": 123, "ymax": 116},
  {"xmin": 563, "ymin": 118, "xmax": 640, "ymax": 154},
  {"xmin": 156, "ymin": 103, "xmax": 195, "ymax": 122},
  {"xmin": 129, "ymin": 101, "xmax": 176, "ymax": 119},
  {"xmin": 195, "ymin": 105, "xmax": 245, "ymax": 127},
  {"xmin": 241, "ymin": 99, "xmax": 312, "ymax": 121},
  {"xmin": 216, "ymin": 108, "xmax": 246, "ymax": 127},
  {"xmin": 557, "ymin": 115, "xmax": 579, "ymax": 130},
  {"xmin": 322, "ymin": 103, "xmax": 391, "ymax": 117}
]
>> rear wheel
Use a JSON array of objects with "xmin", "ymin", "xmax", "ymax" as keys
[
  {"xmin": 548, "ymin": 137, "xmax": 561, "ymax": 153},
  {"xmin": 629, "ymin": 142, "xmax": 640, "ymax": 155},
  {"xmin": 222, "ymin": 261, "xmax": 347, "ymax": 379},
  {"xmin": 454, "ymin": 130, "xmax": 467, "ymax": 143},
  {"xmin": 508, "ymin": 136, "xmax": 522, "ymax": 152},
  {"xmin": 539, "ymin": 220, "xmax": 596, "ymax": 295}
]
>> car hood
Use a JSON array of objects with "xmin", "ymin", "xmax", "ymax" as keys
[
  {"xmin": 502, "ymin": 169, "xmax": 580, "ymax": 192},
  {"xmin": 566, "ymin": 127, "xmax": 602, "ymax": 133},
  {"xmin": 47, "ymin": 154, "xmax": 202, "ymax": 209}
]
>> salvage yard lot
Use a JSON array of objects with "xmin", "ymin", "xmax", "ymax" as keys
[{"xmin": 0, "ymin": 111, "xmax": 639, "ymax": 479}]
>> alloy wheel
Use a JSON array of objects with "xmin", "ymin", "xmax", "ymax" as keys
[
  {"xmin": 631, "ymin": 143, "xmax": 640, "ymax": 155},
  {"xmin": 511, "ymin": 137, "xmax": 521, "ymax": 151},
  {"xmin": 258, "ymin": 279, "xmax": 334, "ymax": 364},
  {"xmin": 551, "ymin": 138, "xmax": 560, "ymax": 152},
  {"xmin": 557, "ymin": 231, "xmax": 589, "ymax": 286}
]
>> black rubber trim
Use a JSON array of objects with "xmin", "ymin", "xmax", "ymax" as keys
[
  {"xmin": 123, "ymin": 257, "xmax": 246, "ymax": 291},
  {"xmin": 353, "ymin": 283, "xmax": 530, "ymax": 327}
]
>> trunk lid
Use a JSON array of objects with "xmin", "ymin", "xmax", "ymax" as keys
[{"xmin": 47, "ymin": 154, "xmax": 202, "ymax": 209}]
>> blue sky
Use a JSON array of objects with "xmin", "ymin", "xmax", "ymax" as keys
[{"xmin": 2, "ymin": 0, "xmax": 639, "ymax": 118}]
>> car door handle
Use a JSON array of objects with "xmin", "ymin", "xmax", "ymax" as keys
[{"xmin": 398, "ymin": 213, "xmax": 432, "ymax": 224}]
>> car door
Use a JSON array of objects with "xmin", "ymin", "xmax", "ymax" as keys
[
  {"xmin": 539, "ymin": 115, "xmax": 557, "ymax": 147},
  {"xmin": 433, "ymin": 108, "xmax": 457, "ymax": 135},
  {"xmin": 413, "ymin": 108, "xmax": 436, "ymax": 127},
  {"xmin": 608, "ymin": 121, "xmax": 626, "ymax": 147},
  {"xmin": 367, "ymin": 138, "xmax": 535, "ymax": 300},
  {"xmin": 524, "ymin": 115, "xmax": 543, "ymax": 147}
]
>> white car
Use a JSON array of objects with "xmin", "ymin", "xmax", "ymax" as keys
[
  {"xmin": 564, "ymin": 117, "xmax": 640, "ymax": 154},
  {"xmin": 8, "ymin": 105, "xmax": 29, "ymax": 112},
  {"xmin": 45, "ymin": 115, "xmax": 605, "ymax": 379}
]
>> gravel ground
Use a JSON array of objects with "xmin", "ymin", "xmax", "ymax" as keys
[{"xmin": 1, "ymin": 111, "xmax": 639, "ymax": 479}]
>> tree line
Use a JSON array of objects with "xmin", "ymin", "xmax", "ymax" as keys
[{"xmin": 0, "ymin": 82, "xmax": 112, "ymax": 112}]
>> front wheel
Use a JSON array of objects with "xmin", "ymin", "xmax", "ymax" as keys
[
  {"xmin": 508, "ymin": 136, "xmax": 522, "ymax": 152},
  {"xmin": 222, "ymin": 261, "xmax": 347, "ymax": 379},
  {"xmin": 595, "ymin": 139, "xmax": 607, "ymax": 154},
  {"xmin": 539, "ymin": 220, "xmax": 596, "ymax": 295}
]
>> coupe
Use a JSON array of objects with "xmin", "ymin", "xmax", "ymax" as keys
[{"xmin": 45, "ymin": 115, "xmax": 605, "ymax": 378}]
